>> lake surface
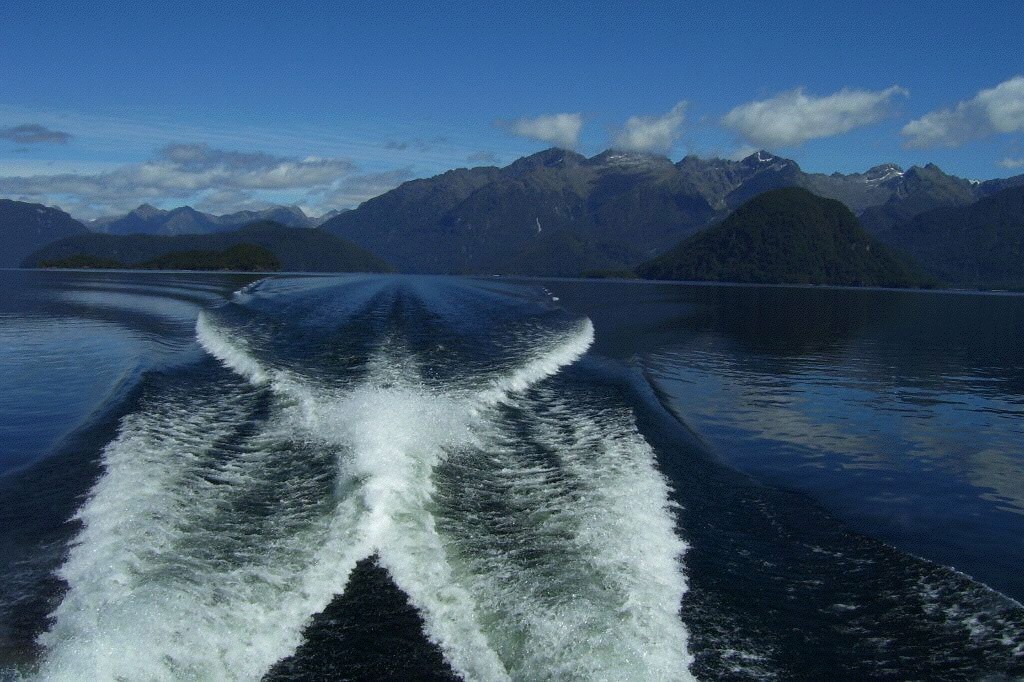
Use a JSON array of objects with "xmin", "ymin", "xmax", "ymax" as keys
[{"xmin": 1, "ymin": 270, "xmax": 1022, "ymax": 680}]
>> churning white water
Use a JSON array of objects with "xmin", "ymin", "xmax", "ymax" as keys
[{"xmin": 33, "ymin": 288, "xmax": 693, "ymax": 681}]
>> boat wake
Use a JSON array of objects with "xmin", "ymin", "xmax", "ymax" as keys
[{"xmin": 32, "ymin": 276, "xmax": 693, "ymax": 681}]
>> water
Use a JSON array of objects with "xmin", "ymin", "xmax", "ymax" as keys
[{"xmin": 0, "ymin": 271, "xmax": 1022, "ymax": 680}]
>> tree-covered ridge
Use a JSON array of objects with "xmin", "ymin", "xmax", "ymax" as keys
[
  {"xmin": 637, "ymin": 187, "xmax": 932, "ymax": 287},
  {"xmin": 25, "ymin": 221, "xmax": 392, "ymax": 273},
  {"xmin": 40, "ymin": 243, "xmax": 281, "ymax": 271}
]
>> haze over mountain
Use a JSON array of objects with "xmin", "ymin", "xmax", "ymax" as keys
[
  {"xmin": 90, "ymin": 204, "xmax": 322, "ymax": 235},
  {"xmin": 320, "ymin": 147, "xmax": 1024, "ymax": 276},
  {"xmin": 0, "ymin": 199, "xmax": 89, "ymax": 267},
  {"xmin": 637, "ymin": 188, "xmax": 930, "ymax": 287},
  {"xmin": 24, "ymin": 221, "xmax": 391, "ymax": 273},
  {"xmin": 877, "ymin": 185, "xmax": 1024, "ymax": 287}
]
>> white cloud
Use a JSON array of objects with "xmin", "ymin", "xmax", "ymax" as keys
[
  {"xmin": 316, "ymin": 169, "xmax": 414, "ymax": 209},
  {"xmin": 997, "ymin": 156, "xmax": 1024, "ymax": 169},
  {"xmin": 612, "ymin": 102, "xmax": 686, "ymax": 154},
  {"xmin": 0, "ymin": 143, "xmax": 356, "ymax": 217},
  {"xmin": 903, "ymin": 76, "xmax": 1024, "ymax": 148},
  {"xmin": 723, "ymin": 86, "xmax": 907, "ymax": 149},
  {"xmin": 0, "ymin": 123, "xmax": 72, "ymax": 144},
  {"xmin": 194, "ymin": 189, "xmax": 278, "ymax": 215},
  {"xmin": 727, "ymin": 144, "xmax": 759, "ymax": 161},
  {"xmin": 500, "ymin": 113, "xmax": 584, "ymax": 149}
]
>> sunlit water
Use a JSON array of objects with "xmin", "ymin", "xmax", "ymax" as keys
[{"xmin": 1, "ymin": 271, "xmax": 1022, "ymax": 680}]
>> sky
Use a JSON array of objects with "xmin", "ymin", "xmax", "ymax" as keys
[{"xmin": 1, "ymin": 0, "xmax": 1023, "ymax": 219}]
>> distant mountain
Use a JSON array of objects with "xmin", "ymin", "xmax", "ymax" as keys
[
  {"xmin": 877, "ymin": 185, "xmax": 1024, "ymax": 287},
  {"xmin": 677, "ymin": 152, "xmax": 1024, "ymax": 222},
  {"xmin": 92, "ymin": 204, "xmax": 315, "ymax": 235},
  {"xmin": 24, "ymin": 221, "xmax": 392, "ymax": 273},
  {"xmin": 216, "ymin": 205, "xmax": 314, "ymax": 229},
  {"xmin": 93, "ymin": 204, "xmax": 224, "ymax": 235},
  {"xmin": 637, "ymin": 188, "xmax": 931, "ymax": 288},
  {"xmin": 0, "ymin": 199, "xmax": 89, "ymax": 267},
  {"xmin": 856, "ymin": 164, "xmax": 982, "ymax": 234},
  {"xmin": 315, "ymin": 208, "xmax": 349, "ymax": 225},
  {"xmin": 320, "ymin": 147, "xmax": 1024, "ymax": 276}
]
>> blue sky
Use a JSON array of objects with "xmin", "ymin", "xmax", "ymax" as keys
[{"xmin": 1, "ymin": 0, "xmax": 1023, "ymax": 218}]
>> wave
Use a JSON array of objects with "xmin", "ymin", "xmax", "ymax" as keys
[{"xmin": 33, "ymin": 281, "xmax": 694, "ymax": 681}]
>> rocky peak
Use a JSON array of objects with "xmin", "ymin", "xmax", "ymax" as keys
[
  {"xmin": 131, "ymin": 203, "xmax": 166, "ymax": 218},
  {"xmin": 739, "ymin": 150, "xmax": 799, "ymax": 173},
  {"xmin": 587, "ymin": 149, "xmax": 675, "ymax": 172},
  {"xmin": 864, "ymin": 163, "xmax": 904, "ymax": 183},
  {"xmin": 504, "ymin": 147, "xmax": 586, "ymax": 176}
]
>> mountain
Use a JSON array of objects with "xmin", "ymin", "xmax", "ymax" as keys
[
  {"xmin": 320, "ymin": 147, "xmax": 1024, "ymax": 276},
  {"xmin": 877, "ymin": 185, "xmax": 1024, "ymax": 287},
  {"xmin": 856, "ymin": 164, "xmax": 982, "ymax": 234},
  {"xmin": 24, "ymin": 221, "xmax": 392, "ymax": 273},
  {"xmin": 216, "ymin": 205, "xmax": 314, "ymax": 229},
  {"xmin": 676, "ymin": 152, "xmax": 1023, "ymax": 222},
  {"xmin": 321, "ymin": 148, "xmax": 716, "ymax": 274},
  {"xmin": 95, "ymin": 204, "xmax": 226, "ymax": 235},
  {"xmin": 637, "ymin": 188, "xmax": 931, "ymax": 287},
  {"xmin": 93, "ymin": 204, "xmax": 315, "ymax": 235},
  {"xmin": 0, "ymin": 199, "xmax": 89, "ymax": 267}
]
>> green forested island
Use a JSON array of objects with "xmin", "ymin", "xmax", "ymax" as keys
[
  {"xmin": 25, "ymin": 221, "xmax": 392, "ymax": 273},
  {"xmin": 40, "ymin": 243, "xmax": 281, "ymax": 271},
  {"xmin": 637, "ymin": 188, "xmax": 932, "ymax": 287}
]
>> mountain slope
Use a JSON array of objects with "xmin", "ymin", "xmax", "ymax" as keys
[
  {"xmin": 321, "ymin": 149, "xmax": 716, "ymax": 274},
  {"xmin": 0, "ymin": 199, "xmax": 89, "ymax": 267},
  {"xmin": 24, "ymin": 221, "xmax": 391, "ymax": 273},
  {"xmin": 857, "ymin": 164, "xmax": 982, "ymax": 234},
  {"xmin": 878, "ymin": 185, "xmax": 1024, "ymax": 287},
  {"xmin": 94, "ymin": 204, "xmax": 314, "ymax": 235},
  {"xmin": 637, "ymin": 188, "xmax": 930, "ymax": 287},
  {"xmin": 321, "ymin": 147, "xmax": 1024, "ymax": 276}
]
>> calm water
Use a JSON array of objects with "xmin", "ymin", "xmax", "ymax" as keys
[{"xmin": 0, "ymin": 270, "xmax": 1022, "ymax": 680}]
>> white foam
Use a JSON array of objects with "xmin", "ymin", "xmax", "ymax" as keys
[
  {"xmin": 195, "ymin": 311, "xmax": 270, "ymax": 385},
  {"xmin": 35, "ymin": 380, "xmax": 373, "ymax": 681},
  {"xmin": 476, "ymin": 319, "xmax": 594, "ymax": 406},
  {"xmin": 37, "ymin": 304, "xmax": 692, "ymax": 681},
  {"xmin": 434, "ymin": 387, "xmax": 694, "ymax": 680}
]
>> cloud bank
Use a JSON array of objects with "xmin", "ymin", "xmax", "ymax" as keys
[
  {"xmin": 723, "ymin": 86, "xmax": 907, "ymax": 149},
  {"xmin": 0, "ymin": 123, "xmax": 72, "ymax": 144},
  {"xmin": 500, "ymin": 113, "xmax": 584, "ymax": 149},
  {"xmin": 612, "ymin": 102, "xmax": 687, "ymax": 154},
  {"xmin": 902, "ymin": 76, "xmax": 1024, "ymax": 148},
  {"xmin": 316, "ymin": 168, "xmax": 414, "ymax": 208},
  {"xmin": 0, "ymin": 143, "xmax": 358, "ymax": 217}
]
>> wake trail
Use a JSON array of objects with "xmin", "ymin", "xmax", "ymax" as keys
[{"xmin": 36, "ymin": 281, "xmax": 693, "ymax": 682}]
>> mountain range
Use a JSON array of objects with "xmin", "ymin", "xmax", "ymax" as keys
[
  {"xmin": 89, "ymin": 204, "xmax": 340, "ymax": 235},
  {"xmin": 320, "ymin": 148, "xmax": 1024, "ymax": 276},
  {"xmin": 6, "ymin": 147, "xmax": 1024, "ymax": 286}
]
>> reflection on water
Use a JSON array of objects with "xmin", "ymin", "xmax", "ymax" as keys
[
  {"xmin": 624, "ymin": 284, "xmax": 1024, "ymax": 600},
  {"xmin": 0, "ymin": 270, "xmax": 257, "ymax": 474}
]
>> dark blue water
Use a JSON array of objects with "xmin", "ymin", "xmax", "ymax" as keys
[{"xmin": 1, "ymin": 271, "xmax": 1022, "ymax": 680}]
